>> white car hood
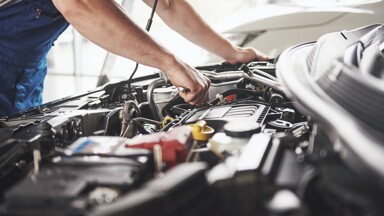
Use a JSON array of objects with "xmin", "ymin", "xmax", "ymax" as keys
[{"xmin": 215, "ymin": 4, "xmax": 374, "ymax": 33}]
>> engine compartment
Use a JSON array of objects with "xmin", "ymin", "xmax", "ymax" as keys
[{"xmin": 0, "ymin": 24, "xmax": 383, "ymax": 216}]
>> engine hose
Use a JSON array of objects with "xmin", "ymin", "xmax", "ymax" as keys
[
  {"xmin": 169, "ymin": 104, "xmax": 190, "ymax": 116},
  {"xmin": 121, "ymin": 117, "xmax": 162, "ymax": 138},
  {"xmin": 104, "ymin": 107, "xmax": 123, "ymax": 135},
  {"xmin": 161, "ymin": 94, "xmax": 185, "ymax": 118},
  {"xmin": 210, "ymin": 88, "xmax": 263, "ymax": 105},
  {"xmin": 147, "ymin": 78, "xmax": 166, "ymax": 121},
  {"xmin": 202, "ymin": 70, "xmax": 283, "ymax": 91}
]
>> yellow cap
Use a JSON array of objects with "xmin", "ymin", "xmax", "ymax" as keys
[
  {"xmin": 162, "ymin": 116, "xmax": 174, "ymax": 127},
  {"xmin": 191, "ymin": 120, "xmax": 215, "ymax": 141}
]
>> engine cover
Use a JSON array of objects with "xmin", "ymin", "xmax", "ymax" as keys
[{"xmin": 186, "ymin": 102, "xmax": 269, "ymax": 132}]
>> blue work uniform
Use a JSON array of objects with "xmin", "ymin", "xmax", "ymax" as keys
[{"xmin": 0, "ymin": 0, "xmax": 69, "ymax": 116}]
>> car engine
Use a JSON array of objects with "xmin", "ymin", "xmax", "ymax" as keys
[{"xmin": 0, "ymin": 24, "xmax": 383, "ymax": 216}]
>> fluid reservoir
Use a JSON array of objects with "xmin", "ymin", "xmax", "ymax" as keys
[
  {"xmin": 153, "ymin": 86, "xmax": 179, "ymax": 112},
  {"xmin": 191, "ymin": 120, "xmax": 215, "ymax": 142},
  {"xmin": 208, "ymin": 121, "xmax": 261, "ymax": 156}
]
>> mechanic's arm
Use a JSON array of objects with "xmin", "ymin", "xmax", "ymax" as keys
[
  {"xmin": 143, "ymin": 0, "xmax": 268, "ymax": 64},
  {"xmin": 52, "ymin": 0, "xmax": 209, "ymax": 105}
]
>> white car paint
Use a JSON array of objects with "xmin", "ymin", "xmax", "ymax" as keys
[{"xmin": 209, "ymin": 0, "xmax": 384, "ymax": 59}]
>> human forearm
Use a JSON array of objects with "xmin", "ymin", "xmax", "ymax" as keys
[
  {"xmin": 52, "ymin": 0, "xmax": 210, "ymax": 105},
  {"xmin": 52, "ymin": 0, "xmax": 177, "ymax": 72},
  {"xmin": 149, "ymin": 0, "xmax": 268, "ymax": 63},
  {"xmin": 151, "ymin": 0, "xmax": 235, "ymax": 59}
]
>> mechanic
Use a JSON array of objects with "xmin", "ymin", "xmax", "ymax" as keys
[{"xmin": 0, "ymin": 0, "xmax": 268, "ymax": 116}]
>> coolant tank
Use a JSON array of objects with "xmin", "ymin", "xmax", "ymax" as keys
[
  {"xmin": 208, "ymin": 121, "xmax": 261, "ymax": 156},
  {"xmin": 224, "ymin": 121, "xmax": 261, "ymax": 138},
  {"xmin": 153, "ymin": 86, "xmax": 179, "ymax": 111}
]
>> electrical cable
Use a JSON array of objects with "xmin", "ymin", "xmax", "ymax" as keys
[
  {"xmin": 161, "ymin": 93, "xmax": 185, "ymax": 117},
  {"xmin": 119, "ymin": 100, "xmax": 141, "ymax": 136},
  {"xmin": 127, "ymin": 0, "xmax": 159, "ymax": 93}
]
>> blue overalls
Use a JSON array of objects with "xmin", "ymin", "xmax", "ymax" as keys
[{"xmin": 0, "ymin": 0, "xmax": 69, "ymax": 116}]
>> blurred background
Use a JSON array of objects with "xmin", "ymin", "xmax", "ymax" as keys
[{"xmin": 44, "ymin": 0, "xmax": 382, "ymax": 102}]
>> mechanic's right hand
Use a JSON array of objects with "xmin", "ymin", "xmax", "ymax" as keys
[{"xmin": 164, "ymin": 58, "xmax": 210, "ymax": 105}]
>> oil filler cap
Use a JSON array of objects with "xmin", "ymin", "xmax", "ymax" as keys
[{"xmin": 224, "ymin": 121, "xmax": 261, "ymax": 138}]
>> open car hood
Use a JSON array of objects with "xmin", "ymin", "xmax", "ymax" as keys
[{"xmin": 277, "ymin": 24, "xmax": 384, "ymax": 185}]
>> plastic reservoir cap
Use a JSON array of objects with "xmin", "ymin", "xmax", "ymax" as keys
[
  {"xmin": 224, "ymin": 121, "xmax": 261, "ymax": 138},
  {"xmin": 162, "ymin": 116, "xmax": 174, "ymax": 127},
  {"xmin": 191, "ymin": 120, "xmax": 215, "ymax": 141}
]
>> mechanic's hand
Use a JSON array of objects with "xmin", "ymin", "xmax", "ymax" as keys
[
  {"xmin": 225, "ymin": 46, "xmax": 269, "ymax": 64},
  {"xmin": 164, "ymin": 59, "xmax": 210, "ymax": 105}
]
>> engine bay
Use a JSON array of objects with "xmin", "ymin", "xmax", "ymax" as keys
[{"xmin": 0, "ymin": 24, "xmax": 383, "ymax": 216}]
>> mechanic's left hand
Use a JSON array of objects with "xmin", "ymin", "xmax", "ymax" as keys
[{"xmin": 225, "ymin": 46, "xmax": 269, "ymax": 64}]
